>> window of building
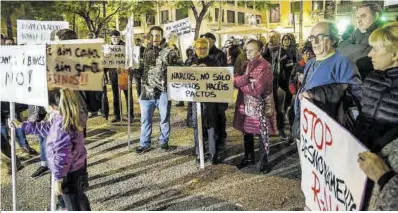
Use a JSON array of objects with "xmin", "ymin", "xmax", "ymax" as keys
[
  {"xmin": 222, "ymin": 9, "xmax": 224, "ymax": 22},
  {"xmin": 161, "ymin": 10, "xmax": 169, "ymax": 24},
  {"xmin": 270, "ymin": 4, "xmax": 280, "ymax": 23},
  {"xmin": 238, "ymin": 12, "xmax": 245, "ymax": 24},
  {"xmin": 215, "ymin": 8, "xmax": 219, "ymax": 21},
  {"xmin": 338, "ymin": 0, "xmax": 354, "ymax": 14},
  {"xmin": 312, "ymin": 0, "xmax": 324, "ymax": 11},
  {"xmin": 134, "ymin": 20, "xmax": 141, "ymax": 27},
  {"xmin": 176, "ymin": 8, "xmax": 188, "ymax": 20},
  {"xmin": 291, "ymin": 1, "xmax": 301, "ymax": 13},
  {"xmin": 146, "ymin": 14, "xmax": 155, "ymax": 25},
  {"xmin": 227, "ymin": 10, "xmax": 235, "ymax": 23},
  {"xmin": 256, "ymin": 15, "xmax": 262, "ymax": 24}
]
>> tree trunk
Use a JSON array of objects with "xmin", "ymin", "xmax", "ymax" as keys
[
  {"xmin": 6, "ymin": 13, "xmax": 13, "ymax": 38},
  {"xmin": 194, "ymin": 16, "xmax": 204, "ymax": 40}
]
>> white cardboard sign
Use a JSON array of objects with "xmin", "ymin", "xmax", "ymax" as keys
[
  {"xmin": 102, "ymin": 45, "xmax": 126, "ymax": 69},
  {"xmin": 17, "ymin": 20, "xmax": 69, "ymax": 45},
  {"xmin": 299, "ymin": 99, "xmax": 368, "ymax": 211},
  {"xmin": 164, "ymin": 18, "xmax": 192, "ymax": 38},
  {"xmin": 167, "ymin": 66, "xmax": 234, "ymax": 103},
  {"xmin": 0, "ymin": 45, "xmax": 49, "ymax": 106},
  {"xmin": 46, "ymin": 39, "xmax": 104, "ymax": 91}
]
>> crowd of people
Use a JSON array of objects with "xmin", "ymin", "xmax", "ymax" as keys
[{"xmin": 1, "ymin": 2, "xmax": 397, "ymax": 211}]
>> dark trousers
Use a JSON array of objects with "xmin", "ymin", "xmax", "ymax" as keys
[
  {"xmin": 110, "ymin": 70, "xmax": 134, "ymax": 119},
  {"xmin": 85, "ymin": 91, "xmax": 101, "ymax": 113},
  {"xmin": 244, "ymin": 133, "xmax": 268, "ymax": 165},
  {"xmin": 273, "ymin": 81, "xmax": 286, "ymax": 133},
  {"xmin": 61, "ymin": 166, "xmax": 91, "ymax": 211},
  {"xmin": 194, "ymin": 127, "xmax": 217, "ymax": 157},
  {"xmin": 134, "ymin": 77, "xmax": 141, "ymax": 98},
  {"xmin": 1, "ymin": 133, "xmax": 12, "ymax": 159}
]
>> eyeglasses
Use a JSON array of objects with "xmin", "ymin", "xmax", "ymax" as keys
[{"xmin": 308, "ymin": 34, "xmax": 330, "ymax": 43}]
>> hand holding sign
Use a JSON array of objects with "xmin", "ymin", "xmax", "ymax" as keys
[{"xmin": 358, "ymin": 151, "xmax": 392, "ymax": 182}]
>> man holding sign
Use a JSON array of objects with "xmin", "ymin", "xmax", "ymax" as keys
[{"xmin": 105, "ymin": 30, "xmax": 134, "ymax": 123}]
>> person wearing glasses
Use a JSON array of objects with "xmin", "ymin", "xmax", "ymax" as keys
[{"xmin": 291, "ymin": 22, "xmax": 362, "ymax": 142}]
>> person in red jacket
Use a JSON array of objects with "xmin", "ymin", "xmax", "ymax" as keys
[{"xmin": 233, "ymin": 39, "xmax": 277, "ymax": 173}]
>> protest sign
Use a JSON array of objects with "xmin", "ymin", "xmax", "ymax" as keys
[
  {"xmin": 164, "ymin": 18, "xmax": 192, "ymax": 38},
  {"xmin": 167, "ymin": 66, "xmax": 234, "ymax": 103},
  {"xmin": 299, "ymin": 99, "xmax": 368, "ymax": 211},
  {"xmin": 0, "ymin": 45, "xmax": 48, "ymax": 106},
  {"xmin": 47, "ymin": 39, "xmax": 104, "ymax": 91},
  {"xmin": 17, "ymin": 20, "xmax": 69, "ymax": 45},
  {"xmin": 102, "ymin": 45, "xmax": 125, "ymax": 69}
]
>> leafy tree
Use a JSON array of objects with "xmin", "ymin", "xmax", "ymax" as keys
[
  {"xmin": 175, "ymin": 0, "xmax": 215, "ymax": 39},
  {"xmin": 56, "ymin": 1, "xmax": 133, "ymax": 37}
]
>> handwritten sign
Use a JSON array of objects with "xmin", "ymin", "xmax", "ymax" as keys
[
  {"xmin": 164, "ymin": 18, "xmax": 192, "ymax": 38},
  {"xmin": 102, "ymin": 45, "xmax": 125, "ymax": 68},
  {"xmin": 167, "ymin": 66, "xmax": 234, "ymax": 103},
  {"xmin": 299, "ymin": 99, "xmax": 367, "ymax": 211},
  {"xmin": 17, "ymin": 20, "xmax": 69, "ymax": 45},
  {"xmin": 0, "ymin": 45, "xmax": 48, "ymax": 106},
  {"xmin": 47, "ymin": 39, "xmax": 104, "ymax": 91}
]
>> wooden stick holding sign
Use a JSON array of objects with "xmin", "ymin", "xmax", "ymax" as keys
[
  {"xmin": 167, "ymin": 66, "xmax": 234, "ymax": 169},
  {"xmin": 125, "ymin": 13, "xmax": 134, "ymax": 150}
]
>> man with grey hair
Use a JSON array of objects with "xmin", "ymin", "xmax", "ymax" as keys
[
  {"xmin": 292, "ymin": 21, "xmax": 362, "ymax": 141},
  {"xmin": 339, "ymin": 3, "xmax": 383, "ymax": 79}
]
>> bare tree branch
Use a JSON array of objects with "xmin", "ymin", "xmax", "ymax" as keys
[
  {"xmin": 190, "ymin": 1, "xmax": 198, "ymax": 19},
  {"xmin": 105, "ymin": 5, "xmax": 122, "ymax": 22}
]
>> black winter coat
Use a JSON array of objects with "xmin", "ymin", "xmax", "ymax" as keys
[
  {"xmin": 209, "ymin": 45, "xmax": 227, "ymax": 67},
  {"xmin": 262, "ymin": 44, "xmax": 289, "ymax": 91},
  {"xmin": 186, "ymin": 56, "xmax": 223, "ymax": 129},
  {"xmin": 354, "ymin": 67, "xmax": 398, "ymax": 148}
]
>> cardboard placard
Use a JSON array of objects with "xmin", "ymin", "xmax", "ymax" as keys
[
  {"xmin": 164, "ymin": 18, "xmax": 192, "ymax": 38},
  {"xmin": 17, "ymin": 20, "xmax": 69, "ymax": 45},
  {"xmin": 46, "ymin": 39, "xmax": 104, "ymax": 91},
  {"xmin": 299, "ymin": 99, "xmax": 368, "ymax": 211},
  {"xmin": 0, "ymin": 45, "xmax": 49, "ymax": 106},
  {"xmin": 102, "ymin": 45, "xmax": 126, "ymax": 69},
  {"xmin": 167, "ymin": 66, "xmax": 234, "ymax": 103}
]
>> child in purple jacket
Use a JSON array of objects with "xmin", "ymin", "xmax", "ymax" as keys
[{"xmin": 11, "ymin": 88, "xmax": 91, "ymax": 211}]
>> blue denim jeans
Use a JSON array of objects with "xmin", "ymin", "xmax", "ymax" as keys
[
  {"xmin": 139, "ymin": 92, "xmax": 171, "ymax": 148},
  {"xmin": 1, "ymin": 125, "xmax": 28, "ymax": 148}
]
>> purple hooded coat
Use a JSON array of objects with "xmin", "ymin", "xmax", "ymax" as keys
[{"xmin": 22, "ymin": 111, "xmax": 87, "ymax": 181}]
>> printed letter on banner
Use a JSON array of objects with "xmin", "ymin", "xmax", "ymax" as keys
[
  {"xmin": 17, "ymin": 20, "xmax": 69, "ymax": 45},
  {"xmin": 167, "ymin": 66, "xmax": 234, "ymax": 103},
  {"xmin": 47, "ymin": 39, "xmax": 104, "ymax": 91},
  {"xmin": 299, "ymin": 99, "xmax": 368, "ymax": 211},
  {"xmin": 0, "ymin": 45, "xmax": 49, "ymax": 107}
]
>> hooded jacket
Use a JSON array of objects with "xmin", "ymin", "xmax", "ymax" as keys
[{"xmin": 21, "ymin": 111, "xmax": 87, "ymax": 181}]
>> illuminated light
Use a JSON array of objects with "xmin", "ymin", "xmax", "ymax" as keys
[
  {"xmin": 381, "ymin": 16, "xmax": 387, "ymax": 21},
  {"xmin": 337, "ymin": 18, "xmax": 350, "ymax": 34}
]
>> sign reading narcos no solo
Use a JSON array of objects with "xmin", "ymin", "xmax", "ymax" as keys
[
  {"xmin": 0, "ymin": 45, "xmax": 49, "ymax": 107},
  {"xmin": 299, "ymin": 99, "xmax": 368, "ymax": 211},
  {"xmin": 167, "ymin": 66, "xmax": 234, "ymax": 103},
  {"xmin": 47, "ymin": 39, "xmax": 104, "ymax": 91}
]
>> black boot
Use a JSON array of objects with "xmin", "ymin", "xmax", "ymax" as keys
[{"xmin": 237, "ymin": 134, "xmax": 255, "ymax": 169}]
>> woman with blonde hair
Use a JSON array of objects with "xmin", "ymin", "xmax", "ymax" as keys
[
  {"xmin": 354, "ymin": 22, "xmax": 398, "ymax": 210},
  {"xmin": 11, "ymin": 88, "xmax": 91, "ymax": 210}
]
